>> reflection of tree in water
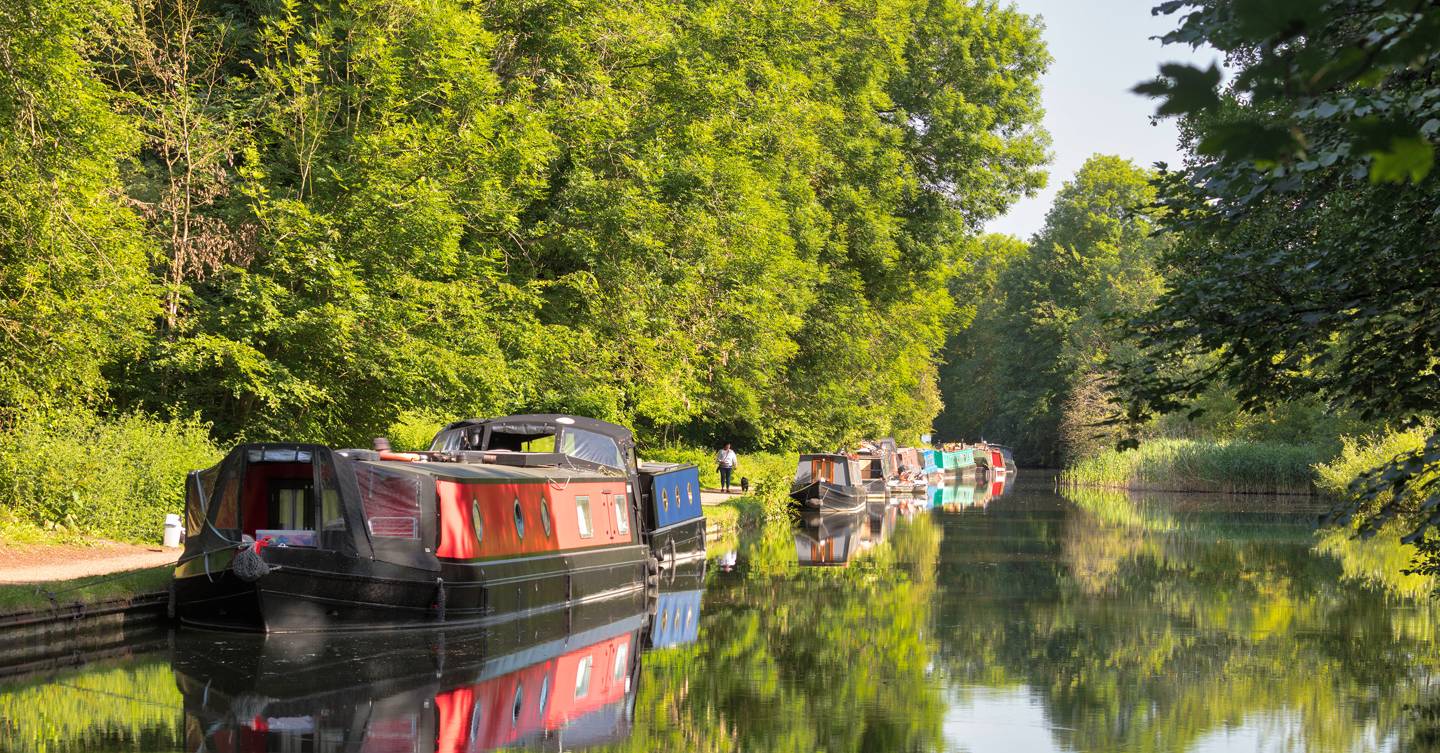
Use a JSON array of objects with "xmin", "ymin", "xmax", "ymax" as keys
[
  {"xmin": 612, "ymin": 514, "xmax": 946, "ymax": 753},
  {"xmin": 935, "ymin": 486, "xmax": 1440, "ymax": 753}
]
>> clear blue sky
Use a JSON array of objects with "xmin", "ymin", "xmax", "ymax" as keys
[{"xmin": 985, "ymin": 0, "xmax": 1222, "ymax": 240}]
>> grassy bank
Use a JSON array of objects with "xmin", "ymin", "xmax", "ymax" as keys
[
  {"xmin": 0, "ymin": 566, "xmax": 172, "ymax": 615},
  {"xmin": 1062, "ymin": 438, "xmax": 1324, "ymax": 495}
]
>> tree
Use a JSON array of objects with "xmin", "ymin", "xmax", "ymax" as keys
[
  {"xmin": 0, "ymin": 0, "xmax": 154, "ymax": 421},
  {"xmin": 1126, "ymin": 0, "xmax": 1440, "ymax": 540},
  {"xmin": 937, "ymin": 156, "xmax": 1167, "ymax": 465}
]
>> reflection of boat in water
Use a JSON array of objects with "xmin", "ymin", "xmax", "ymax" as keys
[
  {"xmin": 174, "ymin": 568, "xmax": 707, "ymax": 753},
  {"xmin": 930, "ymin": 479, "xmax": 991, "ymax": 510},
  {"xmin": 174, "ymin": 414, "xmax": 707, "ymax": 632},
  {"xmin": 789, "ymin": 453, "xmax": 868, "ymax": 513},
  {"xmin": 794, "ymin": 508, "xmax": 871, "ymax": 566}
]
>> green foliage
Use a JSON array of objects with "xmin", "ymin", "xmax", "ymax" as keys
[
  {"xmin": 0, "ymin": 0, "xmax": 155, "ymax": 420},
  {"xmin": 1123, "ymin": 0, "xmax": 1440, "ymax": 554},
  {"xmin": 28, "ymin": 0, "xmax": 1047, "ymax": 450},
  {"xmin": 936, "ymin": 156, "xmax": 1167, "ymax": 465},
  {"xmin": 384, "ymin": 411, "xmax": 447, "ymax": 453},
  {"xmin": 0, "ymin": 409, "xmax": 220, "ymax": 542},
  {"xmin": 1061, "ymin": 438, "xmax": 1322, "ymax": 495}
]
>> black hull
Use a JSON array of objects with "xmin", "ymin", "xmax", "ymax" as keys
[
  {"xmin": 789, "ymin": 480, "xmax": 868, "ymax": 514},
  {"xmin": 175, "ymin": 543, "xmax": 650, "ymax": 633},
  {"xmin": 649, "ymin": 518, "xmax": 708, "ymax": 571}
]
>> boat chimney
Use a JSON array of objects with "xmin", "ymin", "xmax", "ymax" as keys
[{"xmin": 373, "ymin": 436, "xmax": 392, "ymax": 452}]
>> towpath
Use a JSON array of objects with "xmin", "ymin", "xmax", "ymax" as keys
[
  {"xmin": 0, "ymin": 542, "xmax": 176, "ymax": 584},
  {"xmin": 700, "ymin": 488, "xmax": 743, "ymax": 506}
]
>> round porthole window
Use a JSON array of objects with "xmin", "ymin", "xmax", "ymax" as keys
[
  {"xmin": 471, "ymin": 498, "xmax": 484, "ymax": 545},
  {"xmin": 540, "ymin": 497, "xmax": 553, "ymax": 538},
  {"xmin": 538, "ymin": 675, "xmax": 550, "ymax": 715},
  {"xmin": 513, "ymin": 498, "xmax": 525, "ymax": 539},
  {"xmin": 512, "ymin": 683, "xmax": 523, "ymax": 725},
  {"xmin": 662, "ymin": 488, "xmax": 670, "ymax": 511}
]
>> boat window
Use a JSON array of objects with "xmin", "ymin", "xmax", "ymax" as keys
[
  {"xmin": 511, "ymin": 683, "xmax": 523, "ymax": 725},
  {"xmin": 613, "ymin": 497, "xmax": 629, "ymax": 533},
  {"xmin": 471, "ymin": 498, "xmax": 484, "ymax": 545},
  {"xmin": 513, "ymin": 498, "xmax": 525, "ymax": 539},
  {"xmin": 429, "ymin": 427, "xmax": 467, "ymax": 452},
  {"xmin": 271, "ymin": 485, "xmax": 311, "ymax": 530},
  {"xmin": 354, "ymin": 465, "xmax": 422, "ymax": 539},
  {"xmin": 574, "ymin": 656, "xmax": 593, "ymax": 699},
  {"xmin": 688, "ymin": 482, "xmax": 695, "ymax": 505},
  {"xmin": 576, "ymin": 496, "xmax": 593, "ymax": 538},
  {"xmin": 317, "ymin": 455, "xmax": 345, "ymax": 537},
  {"xmin": 539, "ymin": 675, "xmax": 550, "ymax": 716},
  {"xmin": 613, "ymin": 641, "xmax": 628, "ymax": 681},
  {"xmin": 793, "ymin": 462, "xmax": 813, "ymax": 485},
  {"xmin": 540, "ymin": 497, "xmax": 552, "ymax": 537},
  {"xmin": 558, "ymin": 428, "xmax": 624, "ymax": 469},
  {"xmin": 662, "ymin": 488, "xmax": 670, "ymax": 512}
]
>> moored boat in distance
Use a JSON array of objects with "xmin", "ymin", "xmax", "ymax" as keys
[
  {"xmin": 173, "ymin": 414, "xmax": 705, "ymax": 632},
  {"xmin": 940, "ymin": 446, "xmax": 978, "ymax": 476},
  {"xmin": 854, "ymin": 438, "xmax": 899, "ymax": 499},
  {"xmin": 789, "ymin": 453, "xmax": 868, "ymax": 513}
]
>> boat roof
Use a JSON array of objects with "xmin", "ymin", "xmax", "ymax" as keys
[{"xmin": 361, "ymin": 459, "xmax": 623, "ymax": 483}]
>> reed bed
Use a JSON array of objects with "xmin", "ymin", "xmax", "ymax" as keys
[{"xmin": 1062, "ymin": 438, "xmax": 1323, "ymax": 495}]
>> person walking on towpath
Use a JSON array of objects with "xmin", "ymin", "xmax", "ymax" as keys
[{"xmin": 716, "ymin": 443, "xmax": 738, "ymax": 494}]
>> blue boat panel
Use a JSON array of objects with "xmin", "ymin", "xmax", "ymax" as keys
[{"xmin": 650, "ymin": 464, "xmax": 703, "ymax": 529}]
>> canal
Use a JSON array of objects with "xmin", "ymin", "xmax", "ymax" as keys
[{"xmin": 4, "ymin": 473, "xmax": 1439, "ymax": 752}]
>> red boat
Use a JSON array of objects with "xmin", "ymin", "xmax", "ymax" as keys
[{"xmin": 173, "ymin": 414, "xmax": 705, "ymax": 632}]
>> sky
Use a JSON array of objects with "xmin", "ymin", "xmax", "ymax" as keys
[{"xmin": 985, "ymin": 0, "xmax": 1223, "ymax": 240}]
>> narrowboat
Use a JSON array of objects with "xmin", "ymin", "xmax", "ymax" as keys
[
  {"xmin": 172, "ymin": 414, "xmax": 705, "ymax": 632},
  {"xmin": 854, "ymin": 438, "xmax": 899, "ymax": 498},
  {"xmin": 172, "ymin": 588, "xmax": 649, "ymax": 752},
  {"xmin": 892, "ymin": 447, "xmax": 929, "ymax": 494},
  {"xmin": 941, "ymin": 447, "xmax": 978, "ymax": 476},
  {"xmin": 789, "ymin": 453, "xmax": 867, "ymax": 513},
  {"xmin": 970, "ymin": 443, "xmax": 1008, "ymax": 476},
  {"xmin": 996, "ymin": 445, "xmax": 1018, "ymax": 475}
]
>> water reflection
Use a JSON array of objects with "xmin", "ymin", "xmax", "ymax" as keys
[
  {"xmin": 10, "ymin": 478, "xmax": 1440, "ymax": 752},
  {"xmin": 929, "ymin": 472, "xmax": 1010, "ymax": 511},
  {"xmin": 938, "ymin": 480, "xmax": 1440, "ymax": 753},
  {"xmin": 175, "ymin": 591, "xmax": 648, "ymax": 752}
]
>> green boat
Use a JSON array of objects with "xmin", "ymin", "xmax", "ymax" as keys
[{"xmin": 941, "ymin": 448, "xmax": 976, "ymax": 473}]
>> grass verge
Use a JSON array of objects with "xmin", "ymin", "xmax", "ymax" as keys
[
  {"xmin": 0, "ymin": 566, "xmax": 171, "ymax": 615},
  {"xmin": 1062, "ymin": 438, "xmax": 1323, "ymax": 495}
]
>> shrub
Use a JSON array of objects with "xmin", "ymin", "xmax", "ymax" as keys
[
  {"xmin": 1062, "ymin": 438, "xmax": 1322, "ymax": 495},
  {"xmin": 0, "ymin": 410, "xmax": 221, "ymax": 544}
]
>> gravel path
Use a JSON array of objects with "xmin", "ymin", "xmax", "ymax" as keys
[{"xmin": 0, "ymin": 542, "xmax": 177, "ymax": 584}]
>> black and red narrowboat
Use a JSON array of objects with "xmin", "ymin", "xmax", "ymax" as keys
[
  {"xmin": 173, "ymin": 588, "xmax": 649, "ymax": 752},
  {"xmin": 172, "ymin": 414, "xmax": 705, "ymax": 632}
]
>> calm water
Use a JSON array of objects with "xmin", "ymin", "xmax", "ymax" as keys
[{"xmin": 5, "ymin": 474, "xmax": 1440, "ymax": 753}]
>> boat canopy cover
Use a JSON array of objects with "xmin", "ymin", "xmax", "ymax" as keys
[
  {"xmin": 180, "ymin": 443, "xmax": 443, "ymax": 572},
  {"xmin": 430, "ymin": 414, "xmax": 635, "ymax": 470}
]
